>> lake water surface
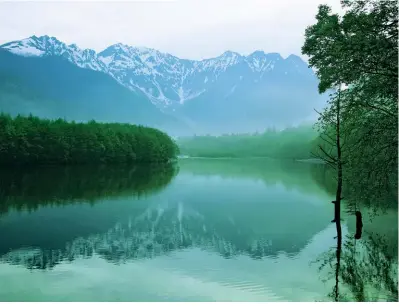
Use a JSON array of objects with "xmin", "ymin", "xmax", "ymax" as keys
[{"xmin": 0, "ymin": 158, "xmax": 397, "ymax": 301}]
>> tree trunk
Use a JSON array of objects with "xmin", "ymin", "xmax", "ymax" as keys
[
  {"xmin": 333, "ymin": 84, "xmax": 343, "ymax": 301},
  {"xmin": 331, "ymin": 85, "xmax": 343, "ymax": 223},
  {"xmin": 333, "ymin": 137, "xmax": 343, "ymax": 302}
]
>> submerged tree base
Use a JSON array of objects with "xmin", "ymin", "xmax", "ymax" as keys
[{"xmin": 0, "ymin": 114, "xmax": 179, "ymax": 165}]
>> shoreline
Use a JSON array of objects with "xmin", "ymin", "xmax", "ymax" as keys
[{"xmin": 177, "ymin": 155, "xmax": 325, "ymax": 164}]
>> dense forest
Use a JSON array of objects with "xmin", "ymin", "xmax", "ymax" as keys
[
  {"xmin": 0, "ymin": 113, "xmax": 179, "ymax": 165},
  {"xmin": 177, "ymin": 125, "xmax": 318, "ymax": 159},
  {"xmin": 302, "ymin": 0, "xmax": 398, "ymax": 214}
]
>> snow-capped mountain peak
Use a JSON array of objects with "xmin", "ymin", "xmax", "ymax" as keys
[
  {"xmin": 1, "ymin": 35, "xmax": 313, "ymax": 109},
  {"xmin": 1, "ymin": 35, "xmax": 107, "ymax": 71},
  {"xmin": 1, "ymin": 35, "xmax": 49, "ymax": 56}
]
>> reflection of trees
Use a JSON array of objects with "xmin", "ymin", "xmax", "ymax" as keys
[
  {"xmin": 333, "ymin": 219, "xmax": 343, "ymax": 302},
  {"xmin": 0, "ymin": 163, "xmax": 178, "ymax": 214},
  {"xmin": 312, "ymin": 161, "xmax": 397, "ymax": 301},
  {"xmin": 340, "ymin": 233, "xmax": 398, "ymax": 302},
  {"xmin": 316, "ymin": 228, "xmax": 398, "ymax": 302},
  {"xmin": 311, "ymin": 164, "xmax": 398, "ymax": 215},
  {"xmin": 0, "ymin": 160, "xmax": 335, "ymax": 271},
  {"xmin": 179, "ymin": 158, "xmax": 329, "ymax": 196}
]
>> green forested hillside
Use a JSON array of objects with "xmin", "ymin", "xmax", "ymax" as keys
[
  {"xmin": 0, "ymin": 114, "xmax": 179, "ymax": 165},
  {"xmin": 177, "ymin": 125, "xmax": 318, "ymax": 159}
]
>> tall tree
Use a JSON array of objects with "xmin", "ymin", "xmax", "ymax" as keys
[{"xmin": 302, "ymin": 0, "xmax": 398, "ymax": 213}]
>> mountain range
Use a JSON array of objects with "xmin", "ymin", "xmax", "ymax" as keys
[{"xmin": 0, "ymin": 35, "xmax": 326, "ymax": 135}]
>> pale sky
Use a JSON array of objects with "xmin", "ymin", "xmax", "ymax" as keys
[{"xmin": 0, "ymin": 0, "xmax": 343, "ymax": 60}]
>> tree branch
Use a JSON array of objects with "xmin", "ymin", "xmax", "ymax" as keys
[
  {"xmin": 320, "ymin": 134, "xmax": 336, "ymax": 147},
  {"xmin": 319, "ymin": 144, "xmax": 338, "ymax": 163}
]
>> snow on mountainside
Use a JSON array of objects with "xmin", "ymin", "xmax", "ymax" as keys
[
  {"xmin": 1, "ymin": 35, "xmax": 314, "ymax": 110},
  {"xmin": 1, "ymin": 35, "xmax": 108, "ymax": 72}
]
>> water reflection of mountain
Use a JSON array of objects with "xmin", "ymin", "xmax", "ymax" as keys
[
  {"xmin": 0, "ymin": 158, "xmax": 334, "ymax": 270},
  {"xmin": 1, "ymin": 199, "xmax": 330, "ymax": 270},
  {"xmin": 0, "ymin": 163, "xmax": 178, "ymax": 255}
]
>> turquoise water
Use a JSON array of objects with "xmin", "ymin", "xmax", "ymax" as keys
[{"xmin": 0, "ymin": 159, "xmax": 397, "ymax": 301}]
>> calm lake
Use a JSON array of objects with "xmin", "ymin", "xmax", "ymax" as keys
[{"xmin": 0, "ymin": 158, "xmax": 397, "ymax": 302}]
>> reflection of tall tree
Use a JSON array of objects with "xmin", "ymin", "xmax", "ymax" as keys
[
  {"xmin": 342, "ymin": 233, "xmax": 398, "ymax": 301},
  {"xmin": 333, "ymin": 219, "xmax": 342, "ymax": 302},
  {"xmin": 0, "ymin": 163, "xmax": 178, "ymax": 214},
  {"xmin": 316, "ymin": 229, "xmax": 398, "ymax": 302},
  {"xmin": 310, "ymin": 164, "xmax": 398, "ymax": 215}
]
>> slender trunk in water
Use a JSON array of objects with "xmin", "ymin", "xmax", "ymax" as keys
[
  {"xmin": 335, "ymin": 85, "xmax": 343, "ymax": 223},
  {"xmin": 333, "ymin": 85, "xmax": 343, "ymax": 301}
]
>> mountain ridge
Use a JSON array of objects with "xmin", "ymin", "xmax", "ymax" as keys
[
  {"xmin": 0, "ymin": 35, "xmax": 325, "ymax": 134},
  {"xmin": 1, "ymin": 35, "xmax": 313, "ymax": 108},
  {"xmin": 1, "ymin": 35, "xmax": 307, "ymax": 63},
  {"xmin": 0, "ymin": 49, "xmax": 185, "ymax": 134}
]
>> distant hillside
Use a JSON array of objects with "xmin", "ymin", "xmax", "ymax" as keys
[
  {"xmin": 1, "ymin": 36, "xmax": 327, "ymax": 134},
  {"xmin": 0, "ymin": 49, "xmax": 184, "ymax": 134}
]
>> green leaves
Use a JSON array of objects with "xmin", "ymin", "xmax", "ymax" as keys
[
  {"xmin": 303, "ymin": 0, "xmax": 398, "ymax": 212},
  {"xmin": 302, "ymin": 1, "xmax": 398, "ymax": 96}
]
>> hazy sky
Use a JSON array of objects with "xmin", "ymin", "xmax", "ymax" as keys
[{"xmin": 0, "ymin": 0, "xmax": 343, "ymax": 60}]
